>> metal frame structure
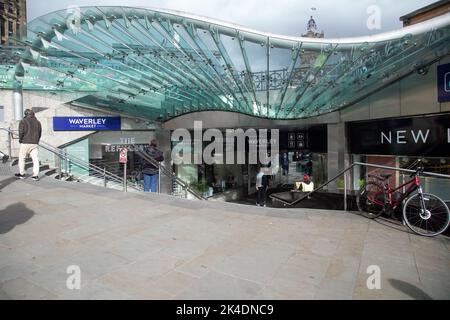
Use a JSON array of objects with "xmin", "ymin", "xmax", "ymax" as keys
[
  {"xmin": 270, "ymin": 161, "xmax": 450, "ymax": 211},
  {"xmin": 0, "ymin": 6, "xmax": 449, "ymax": 121}
]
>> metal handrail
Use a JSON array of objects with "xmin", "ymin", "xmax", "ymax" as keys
[
  {"xmin": 132, "ymin": 147, "xmax": 206, "ymax": 200},
  {"xmin": 270, "ymin": 161, "xmax": 450, "ymax": 208},
  {"xmin": 0, "ymin": 127, "xmax": 140, "ymax": 191}
]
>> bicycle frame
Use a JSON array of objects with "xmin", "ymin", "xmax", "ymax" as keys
[{"xmin": 369, "ymin": 175, "xmax": 421, "ymax": 209}]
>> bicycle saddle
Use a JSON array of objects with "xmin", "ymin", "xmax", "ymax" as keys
[{"xmin": 368, "ymin": 173, "xmax": 392, "ymax": 180}]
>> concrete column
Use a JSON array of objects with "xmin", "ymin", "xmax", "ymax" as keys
[
  {"xmin": 155, "ymin": 127, "xmax": 172, "ymax": 195},
  {"xmin": 13, "ymin": 89, "xmax": 23, "ymax": 121},
  {"xmin": 327, "ymin": 122, "xmax": 349, "ymax": 191}
]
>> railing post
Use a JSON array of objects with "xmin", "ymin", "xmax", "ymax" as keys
[
  {"xmin": 185, "ymin": 186, "xmax": 188, "ymax": 199},
  {"xmin": 123, "ymin": 163, "xmax": 127, "ymax": 193},
  {"xmin": 103, "ymin": 167, "xmax": 107, "ymax": 188},
  {"xmin": 64, "ymin": 150, "xmax": 68, "ymax": 174},
  {"xmin": 158, "ymin": 163, "xmax": 161, "ymax": 194},
  {"xmin": 7, "ymin": 127, "xmax": 12, "ymax": 161},
  {"xmin": 56, "ymin": 154, "xmax": 61, "ymax": 180},
  {"xmin": 344, "ymin": 171, "xmax": 348, "ymax": 212}
]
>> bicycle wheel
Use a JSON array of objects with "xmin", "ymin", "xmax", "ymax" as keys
[
  {"xmin": 357, "ymin": 182, "xmax": 385, "ymax": 219},
  {"xmin": 403, "ymin": 193, "xmax": 450, "ymax": 237}
]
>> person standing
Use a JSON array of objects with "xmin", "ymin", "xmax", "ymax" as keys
[
  {"xmin": 141, "ymin": 139, "xmax": 164, "ymax": 192},
  {"xmin": 15, "ymin": 109, "xmax": 42, "ymax": 181},
  {"xmin": 301, "ymin": 174, "xmax": 314, "ymax": 199},
  {"xmin": 281, "ymin": 152, "xmax": 289, "ymax": 175},
  {"xmin": 256, "ymin": 167, "xmax": 269, "ymax": 207}
]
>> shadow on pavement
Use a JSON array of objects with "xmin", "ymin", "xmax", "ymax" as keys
[
  {"xmin": 0, "ymin": 177, "xmax": 18, "ymax": 192},
  {"xmin": 373, "ymin": 217, "xmax": 415, "ymax": 234},
  {"xmin": 0, "ymin": 203, "xmax": 35, "ymax": 234},
  {"xmin": 388, "ymin": 279, "xmax": 433, "ymax": 300}
]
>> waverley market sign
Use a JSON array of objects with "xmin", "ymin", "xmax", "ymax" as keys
[{"xmin": 53, "ymin": 117, "xmax": 121, "ymax": 131}]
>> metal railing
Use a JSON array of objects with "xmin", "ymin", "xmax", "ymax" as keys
[
  {"xmin": 270, "ymin": 161, "xmax": 450, "ymax": 210},
  {"xmin": 0, "ymin": 127, "xmax": 141, "ymax": 192},
  {"xmin": 1, "ymin": 127, "xmax": 205, "ymax": 199},
  {"xmin": 131, "ymin": 147, "xmax": 207, "ymax": 200}
]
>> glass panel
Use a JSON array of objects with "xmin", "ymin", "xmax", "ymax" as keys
[{"xmin": 3, "ymin": 6, "xmax": 445, "ymax": 121}]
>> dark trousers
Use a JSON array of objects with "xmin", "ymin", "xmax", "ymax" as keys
[{"xmin": 257, "ymin": 187, "xmax": 266, "ymax": 205}]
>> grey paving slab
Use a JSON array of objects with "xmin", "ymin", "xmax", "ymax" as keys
[
  {"xmin": 175, "ymin": 271, "xmax": 264, "ymax": 300},
  {"xmin": 0, "ymin": 174, "xmax": 449, "ymax": 299},
  {"xmin": 0, "ymin": 277, "xmax": 58, "ymax": 300}
]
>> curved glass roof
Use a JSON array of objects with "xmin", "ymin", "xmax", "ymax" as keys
[{"xmin": 2, "ymin": 6, "xmax": 450, "ymax": 121}]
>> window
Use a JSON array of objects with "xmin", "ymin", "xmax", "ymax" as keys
[
  {"xmin": 0, "ymin": 106, "xmax": 4, "ymax": 123},
  {"xmin": 8, "ymin": 20, "xmax": 13, "ymax": 36}
]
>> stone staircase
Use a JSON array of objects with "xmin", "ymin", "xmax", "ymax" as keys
[{"xmin": 0, "ymin": 155, "xmax": 60, "ymax": 180}]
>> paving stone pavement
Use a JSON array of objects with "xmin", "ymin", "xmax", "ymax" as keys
[{"xmin": 0, "ymin": 174, "xmax": 449, "ymax": 300}]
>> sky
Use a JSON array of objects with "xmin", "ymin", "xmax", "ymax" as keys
[{"xmin": 26, "ymin": 0, "xmax": 438, "ymax": 38}]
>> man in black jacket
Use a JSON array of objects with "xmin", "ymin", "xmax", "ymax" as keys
[
  {"xmin": 15, "ymin": 109, "xmax": 42, "ymax": 181},
  {"xmin": 140, "ymin": 139, "xmax": 164, "ymax": 192}
]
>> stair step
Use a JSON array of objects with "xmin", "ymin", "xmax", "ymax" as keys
[
  {"xmin": 45, "ymin": 168, "xmax": 57, "ymax": 176},
  {"xmin": 11, "ymin": 158, "xmax": 34, "ymax": 167},
  {"xmin": 24, "ymin": 162, "xmax": 45, "ymax": 170}
]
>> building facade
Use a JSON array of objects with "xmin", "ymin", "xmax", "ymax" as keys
[
  {"xmin": 400, "ymin": 0, "xmax": 450, "ymax": 26},
  {"xmin": 0, "ymin": 0, "xmax": 27, "ymax": 44}
]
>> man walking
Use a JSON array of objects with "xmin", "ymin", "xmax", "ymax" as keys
[
  {"xmin": 141, "ymin": 139, "xmax": 164, "ymax": 192},
  {"xmin": 15, "ymin": 109, "xmax": 42, "ymax": 181}
]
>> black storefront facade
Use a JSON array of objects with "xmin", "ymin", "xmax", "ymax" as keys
[{"xmin": 347, "ymin": 113, "xmax": 450, "ymax": 201}]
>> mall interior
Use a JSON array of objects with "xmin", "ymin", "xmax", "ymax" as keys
[{"xmin": 1, "ymin": 0, "xmax": 450, "ymax": 206}]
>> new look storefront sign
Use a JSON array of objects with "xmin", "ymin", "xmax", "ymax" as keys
[
  {"xmin": 348, "ymin": 114, "xmax": 450, "ymax": 157},
  {"xmin": 53, "ymin": 117, "xmax": 121, "ymax": 131}
]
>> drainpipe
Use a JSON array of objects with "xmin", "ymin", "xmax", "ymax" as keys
[{"xmin": 13, "ymin": 89, "xmax": 23, "ymax": 121}]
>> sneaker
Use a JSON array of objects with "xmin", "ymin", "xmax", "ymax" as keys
[
  {"xmin": 31, "ymin": 176, "xmax": 40, "ymax": 181},
  {"xmin": 15, "ymin": 173, "xmax": 25, "ymax": 179}
]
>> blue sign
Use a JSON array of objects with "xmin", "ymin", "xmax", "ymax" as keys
[
  {"xmin": 438, "ymin": 63, "xmax": 450, "ymax": 103},
  {"xmin": 53, "ymin": 117, "xmax": 121, "ymax": 131}
]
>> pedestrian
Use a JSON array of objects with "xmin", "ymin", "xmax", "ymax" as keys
[
  {"xmin": 256, "ymin": 166, "xmax": 269, "ymax": 207},
  {"xmin": 140, "ymin": 139, "xmax": 164, "ymax": 192},
  {"xmin": 300, "ymin": 174, "xmax": 314, "ymax": 199},
  {"xmin": 281, "ymin": 152, "xmax": 289, "ymax": 175},
  {"xmin": 15, "ymin": 109, "xmax": 42, "ymax": 181}
]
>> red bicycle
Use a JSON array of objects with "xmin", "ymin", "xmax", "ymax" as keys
[{"xmin": 357, "ymin": 161, "xmax": 450, "ymax": 237}]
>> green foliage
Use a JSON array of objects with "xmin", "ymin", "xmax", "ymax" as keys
[
  {"xmin": 358, "ymin": 179, "xmax": 366, "ymax": 189},
  {"xmin": 337, "ymin": 177, "xmax": 344, "ymax": 189},
  {"xmin": 337, "ymin": 178, "xmax": 366, "ymax": 189},
  {"xmin": 190, "ymin": 180, "xmax": 208, "ymax": 193}
]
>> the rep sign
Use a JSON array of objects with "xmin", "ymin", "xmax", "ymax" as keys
[
  {"xmin": 53, "ymin": 116, "xmax": 121, "ymax": 131},
  {"xmin": 348, "ymin": 114, "xmax": 450, "ymax": 157}
]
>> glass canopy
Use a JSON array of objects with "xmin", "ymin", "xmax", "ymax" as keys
[{"xmin": 1, "ymin": 6, "xmax": 450, "ymax": 121}]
